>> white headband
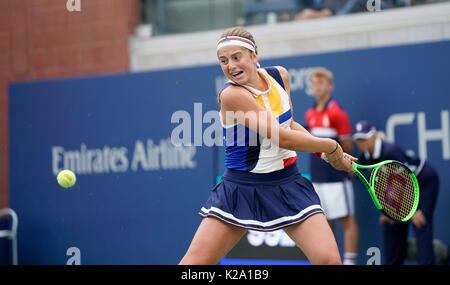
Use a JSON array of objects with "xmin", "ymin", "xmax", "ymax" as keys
[{"xmin": 217, "ymin": 36, "xmax": 256, "ymax": 53}]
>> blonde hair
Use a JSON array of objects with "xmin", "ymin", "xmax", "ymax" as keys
[
  {"xmin": 311, "ymin": 67, "xmax": 334, "ymax": 83},
  {"xmin": 377, "ymin": 131, "xmax": 387, "ymax": 141},
  {"xmin": 220, "ymin": 26, "xmax": 258, "ymax": 54}
]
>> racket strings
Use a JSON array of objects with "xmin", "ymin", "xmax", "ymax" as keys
[{"xmin": 372, "ymin": 162, "xmax": 416, "ymax": 221}]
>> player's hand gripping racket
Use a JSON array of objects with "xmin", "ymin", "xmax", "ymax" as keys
[{"xmin": 352, "ymin": 160, "xmax": 420, "ymax": 222}]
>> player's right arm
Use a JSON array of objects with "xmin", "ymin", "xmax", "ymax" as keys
[{"xmin": 219, "ymin": 86, "xmax": 355, "ymax": 172}]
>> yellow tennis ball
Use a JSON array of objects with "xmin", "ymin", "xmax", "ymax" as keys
[{"xmin": 57, "ymin": 170, "xmax": 77, "ymax": 188}]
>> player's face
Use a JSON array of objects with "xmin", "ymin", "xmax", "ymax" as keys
[
  {"xmin": 311, "ymin": 76, "xmax": 333, "ymax": 100},
  {"xmin": 218, "ymin": 46, "xmax": 258, "ymax": 85}
]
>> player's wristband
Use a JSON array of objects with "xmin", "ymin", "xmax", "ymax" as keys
[{"xmin": 327, "ymin": 141, "xmax": 339, "ymax": 155}]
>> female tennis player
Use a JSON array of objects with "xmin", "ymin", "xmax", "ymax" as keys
[{"xmin": 179, "ymin": 27, "xmax": 357, "ymax": 265}]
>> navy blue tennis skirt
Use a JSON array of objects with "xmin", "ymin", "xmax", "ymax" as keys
[{"xmin": 199, "ymin": 164, "xmax": 324, "ymax": 232}]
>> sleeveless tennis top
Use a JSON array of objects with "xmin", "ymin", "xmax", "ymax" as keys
[{"xmin": 220, "ymin": 67, "xmax": 298, "ymax": 173}]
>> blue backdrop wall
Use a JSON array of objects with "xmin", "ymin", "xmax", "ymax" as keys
[{"xmin": 8, "ymin": 40, "xmax": 450, "ymax": 264}]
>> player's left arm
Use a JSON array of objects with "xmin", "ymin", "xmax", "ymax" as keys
[{"xmin": 276, "ymin": 66, "xmax": 310, "ymax": 134}]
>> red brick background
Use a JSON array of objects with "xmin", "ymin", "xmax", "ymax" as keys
[{"xmin": 0, "ymin": 0, "xmax": 141, "ymax": 208}]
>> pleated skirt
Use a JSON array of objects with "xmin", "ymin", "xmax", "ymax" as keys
[{"xmin": 199, "ymin": 164, "xmax": 323, "ymax": 232}]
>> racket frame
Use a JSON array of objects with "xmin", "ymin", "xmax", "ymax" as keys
[{"xmin": 352, "ymin": 160, "xmax": 420, "ymax": 222}]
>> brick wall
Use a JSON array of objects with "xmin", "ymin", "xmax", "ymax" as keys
[{"xmin": 0, "ymin": 0, "xmax": 141, "ymax": 209}]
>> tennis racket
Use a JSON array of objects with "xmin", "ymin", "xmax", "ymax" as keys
[{"xmin": 352, "ymin": 160, "xmax": 420, "ymax": 222}]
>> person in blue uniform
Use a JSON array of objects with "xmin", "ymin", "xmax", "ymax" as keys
[
  {"xmin": 353, "ymin": 120, "xmax": 439, "ymax": 265},
  {"xmin": 179, "ymin": 26, "xmax": 357, "ymax": 265}
]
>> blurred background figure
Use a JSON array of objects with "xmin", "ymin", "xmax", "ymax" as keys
[
  {"xmin": 304, "ymin": 67, "xmax": 360, "ymax": 265},
  {"xmin": 295, "ymin": 0, "xmax": 384, "ymax": 20},
  {"xmin": 353, "ymin": 120, "xmax": 440, "ymax": 265}
]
